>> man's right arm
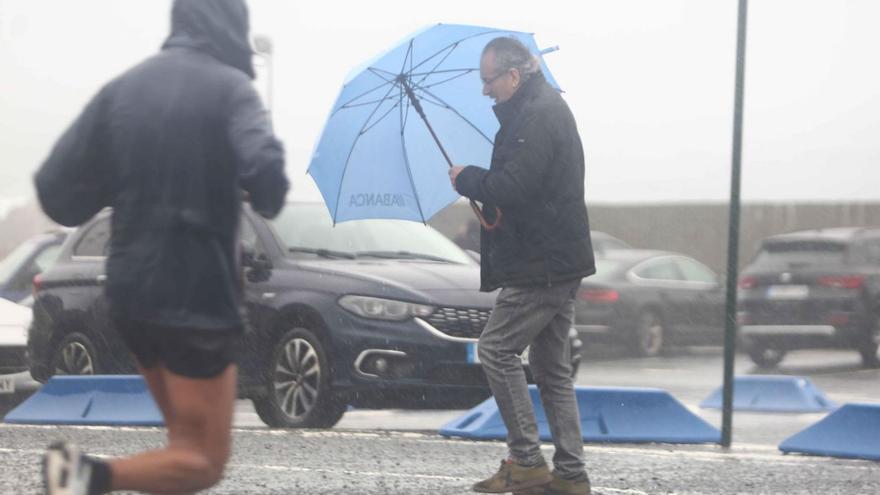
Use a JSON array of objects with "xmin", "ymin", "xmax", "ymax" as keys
[{"xmin": 228, "ymin": 81, "xmax": 289, "ymax": 219}]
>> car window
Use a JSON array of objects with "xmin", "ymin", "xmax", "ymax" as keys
[
  {"xmin": 675, "ymin": 257, "xmax": 717, "ymax": 283},
  {"xmin": 7, "ymin": 243, "xmax": 63, "ymax": 292},
  {"xmin": 633, "ymin": 259, "xmax": 684, "ymax": 281},
  {"xmin": 33, "ymin": 244, "xmax": 62, "ymax": 272},
  {"xmin": 0, "ymin": 238, "xmax": 39, "ymax": 283},
  {"xmin": 73, "ymin": 218, "xmax": 111, "ymax": 257},
  {"xmin": 751, "ymin": 240, "xmax": 848, "ymax": 268},
  {"xmin": 590, "ymin": 259, "xmax": 625, "ymax": 282}
]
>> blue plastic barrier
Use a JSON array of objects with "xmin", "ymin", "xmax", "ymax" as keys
[
  {"xmin": 779, "ymin": 403, "xmax": 880, "ymax": 461},
  {"xmin": 3, "ymin": 375, "xmax": 163, "ymax": 426},
  {"xmin": 699, "ymin": 375, "xmax": 836, "ymax": 413},
  {"xmin": 440, "ymin": 385, "xmax": 720, "ymax": 444}
]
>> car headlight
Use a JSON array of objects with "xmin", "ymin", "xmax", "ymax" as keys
[{"xmin": 338, "ymin": 295, "xmax": 434, "ymax": 321}]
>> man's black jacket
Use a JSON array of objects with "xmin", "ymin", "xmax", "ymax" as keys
[
  {"xmin": 34, "ymin": 0, "xmax": 288, "ymax": 331},
  {"xmin": 455, "ymin": 72, "xmax": 595, "ymax": 292}
]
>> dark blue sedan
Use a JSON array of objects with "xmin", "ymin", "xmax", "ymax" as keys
[{"xmin": 28, "ymin": 202, "xmax": 581, "ymax": 428}]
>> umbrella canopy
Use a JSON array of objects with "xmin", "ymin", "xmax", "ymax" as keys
[{"xmin": 307, "ymin": 23, "xmax": 560, "ymax": 224}]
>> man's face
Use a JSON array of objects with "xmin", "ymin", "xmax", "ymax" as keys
[{"xmin": 480, "ymin": 50, "xmax": 519, "ymax": 104}]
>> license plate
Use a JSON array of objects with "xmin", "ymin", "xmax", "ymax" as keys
[
  {"xmin": 467, "ymin": 343, "xmax": 529, "ymax": 364},
  {"xmin": 0, "ymin": 375, "xmax": 14, "ymax": 395},
  {"xmin": 766, "ymin": 285, "xmax": 809, "ymax": 300}
]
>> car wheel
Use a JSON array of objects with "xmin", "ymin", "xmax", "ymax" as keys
[
  {"xmin": 747, "ymin": 343, "xmax": 786, "ymax": 368},
  {"xmin": 51, "ymin": 332, "xmax": 100, "ymax": 376},
  {"xmin": 633, "ymin": 311, "xmax": 664, "ymax": 357},
  {"xmin": 252, "ymin": 327, "xmax": 346, "ymax": 428},
  {"xmin": 857, "ymin": 314, "xmax": 880, "ymax": 368}
]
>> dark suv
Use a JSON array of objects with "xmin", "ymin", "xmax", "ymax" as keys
[
  {"xmin": 738, "ymin": 227, "xmax": 880, "ymax": 368},
  {"xmin": 28, "ymin": 202, "xmax": 580, "ymax": 427}
]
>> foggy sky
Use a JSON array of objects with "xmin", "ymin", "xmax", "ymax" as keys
[{"xmin": 1, "ymin": 0, "xmax": 878, "ymax": 209}]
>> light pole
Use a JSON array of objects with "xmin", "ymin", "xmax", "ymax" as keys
[
  {"xmin": 252, "ymin": 34, "xmax": 274, "ymax": 116},
  {"xmin": 721, "ymin": 0, "xmax": 749, "ymax": 448}
]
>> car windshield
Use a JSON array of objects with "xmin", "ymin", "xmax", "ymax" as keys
[
  {"xmin": 751, "ymin": 240, "xmax": 849, "ymax": 268},
  {"xmin": 270, "ymin": 204, "xmax": 473, "ymax": 264}
]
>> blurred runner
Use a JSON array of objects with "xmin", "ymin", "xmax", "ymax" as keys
[{"xmin": 34, "ymin": 0, "xmax": 288, "ymax": 493}]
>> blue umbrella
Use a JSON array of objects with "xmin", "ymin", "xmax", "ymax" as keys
[{"xmin": 307, "ymin": 23, "xmax": 560, "ymax": 225}]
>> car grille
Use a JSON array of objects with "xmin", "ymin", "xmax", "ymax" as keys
[{"xmin": 424, "ymin": 307, "xmax": 492, "ymax": 339}]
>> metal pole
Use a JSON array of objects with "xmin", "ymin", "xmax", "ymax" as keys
[
  {"xmin": 722, "ymin": 0, "xmax": 749, "ymax": 448},
  {"xmin": 253, "ymin": 35, "xmax": 274, "ymax": 118}
]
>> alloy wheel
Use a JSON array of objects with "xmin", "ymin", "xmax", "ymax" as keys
[
  {"xmin": 637, "ymin": 313, "xmax": 664, "ymax": 356},
  {"xmin": 272, "ymin": 337, "xmax": 321, "ymax": 419},
  {"xmin": 55, "ymin": 341, "xmax": 95, "ymax": 375}
]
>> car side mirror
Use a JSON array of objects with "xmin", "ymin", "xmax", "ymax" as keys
[{"xmin": 241, "ymin": 241, "xmax": 273, "ymax": 281}]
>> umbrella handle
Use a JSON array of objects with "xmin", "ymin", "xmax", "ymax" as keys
[{"xmin": 469, "ymin": 200, "xmax": 502, "ymax": 231}]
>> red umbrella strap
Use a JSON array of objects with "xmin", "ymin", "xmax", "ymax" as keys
[{"xmin": 470, "ymin": 200, "xmax": 502, "ymax": 231}]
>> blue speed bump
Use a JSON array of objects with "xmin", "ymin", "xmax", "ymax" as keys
[
  {"xmin": 699, "ymin": 375, "xmax": 836, "ymax": 413},
  {"xmin": 779, "ymin": 403, "xmax": 880, "ymax": 461},
  {"xmin": 440, "ymin": 385, "xmax": 720, "ymax": 444},
  {"xmin": 3, "ymin": 375, "xmax": 163, "ymax": 426}
]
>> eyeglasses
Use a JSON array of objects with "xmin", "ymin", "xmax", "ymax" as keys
[{"xmin": 481, "ymin": 69, "xmax": 510, "ymax": 86}]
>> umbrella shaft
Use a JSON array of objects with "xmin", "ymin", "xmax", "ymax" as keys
[
  {"xmin": 399, "ymin": 76, "xmax": 501, "ymax": 230},
  {"xmin": 400, "ymin": 77, "xmax": 453, "ymax": 168}
]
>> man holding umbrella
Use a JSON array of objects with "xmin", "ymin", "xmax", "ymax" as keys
[{"xmin": 450, "ymin": 37, "xmax": 595, "ymax": 495}]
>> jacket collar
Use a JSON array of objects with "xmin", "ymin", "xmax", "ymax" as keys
[{"xmin": 492, "ymin": 71, "xmax": 547, "ymax": 126}]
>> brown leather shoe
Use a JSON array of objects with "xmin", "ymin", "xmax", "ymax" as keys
[
  {"xmin": 472, "ymin": 459, "xmax": 552, "ymax": 493},
  {"xmin": 513, "ymin": 472, "xmax": 591, "ymax": 495}
]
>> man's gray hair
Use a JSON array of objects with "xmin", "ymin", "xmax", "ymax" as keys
[{"xmin": 482, "ymin": 36, "xmax": 540, "ymax": 78}]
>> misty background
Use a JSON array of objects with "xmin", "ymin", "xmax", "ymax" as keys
[{"xmin": 1, "ymin": 0, "xmax": 879, "ymax": 267}]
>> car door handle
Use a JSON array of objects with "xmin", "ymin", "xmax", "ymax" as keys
[{"xmin": 96, "ymin": 275, "xmax": 107, "ymax": 284}]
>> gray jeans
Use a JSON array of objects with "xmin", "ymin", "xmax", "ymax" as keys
[{"xmin": 478, "ymin": 279, "xmax": 586, "ymax": 480}]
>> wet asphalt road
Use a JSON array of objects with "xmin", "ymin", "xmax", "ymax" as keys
[
  {"xmin": 1, "ymin": 348, "xmax": 878, "ymax": 493},
  {"xmin": 2, "ymin": 423, "xmax": 879, "ymax": 494}
]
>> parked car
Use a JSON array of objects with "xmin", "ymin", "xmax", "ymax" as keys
[
  {"xmin": 0, "ymin": 297, "xmax": 30, "ymax": 375},
  {"xmin": 28, "ymin": 202, "xmax": 581, "ymax": 428},
  {"xmin": 0, "ymin": 297, "xmax": 40, "ymax": 415},
  {"xmin": 0, "ymin": 230, "xmax": 68, "ymax": 303},
  {"xmin": 574, "ymin": 249, "xmax": 724, "ymax": 356},
  {"xmin": 591, "ymin": 231, "xmax": 631, "ymax": 256},
  {"xmin": 738, "ymin": 228, "xmax": 880, "ymax": 368}
]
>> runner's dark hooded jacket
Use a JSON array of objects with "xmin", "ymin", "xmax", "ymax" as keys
[{"xmin": 34, "ymin": 0, "xmax": 288, "ymax": 331}]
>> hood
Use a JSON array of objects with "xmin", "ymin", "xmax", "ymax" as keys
[
  {"xmin": 162, "ymin": 0, "xmax": 255, "ymax": 78},
  {"xmin": 298, "ymin": 259, "xmax": 498, "ymax": 308}
]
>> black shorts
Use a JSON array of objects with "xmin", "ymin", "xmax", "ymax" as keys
[{"xmin": 114, "ymin": 320, "xmax": 240, "ymax": 379}]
